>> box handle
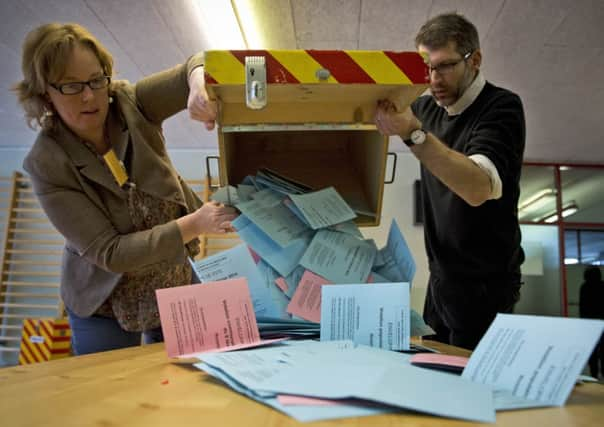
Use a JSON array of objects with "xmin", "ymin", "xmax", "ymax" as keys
[
  {"xmin": 205, "ymin": 155, "xmax": 221, "ymax": 192},
  {"xmin": 385, "ymin": 152, "xmax": 397, "ymax": 184}
]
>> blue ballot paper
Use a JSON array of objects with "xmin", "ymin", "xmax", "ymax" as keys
[
  {"xmin": 462, "ymin": 313, "xmax": 604, "ymax": 410},
  {"xmin": 368, "ymin": 270, "xmax": 390, "ymax": 283},
  {"xmin": 197, "ymin": 362, "xmax": 392, "ymax": 421},
  {"xmin": 210, "ymin": 185, "xmax": 239, "ymax": 205},
  {"xmin": 249, "ymin": 188, "xmax": 284, "ymax": 206},
  {"xmin": 282, "ymin": 265, "xmax": 306, "ymax": 299},
  {"xmin": 410, "ymin": 308, "xmax": 436, "ymax": 337},
  {"xmin": 241, "ymin": 175, "xmax": 260, "ymax": 190},
  {"xmin": 194, "ymin": 341, "xmax": 394, "ymax": 421},
  {"xmin": 299, "ymin": 229, "xmax": 376, "ymax": 283},
  {"xmin": 189, "ymin": 244, "xmax": 270, "ymax": 316},
  {"xmin": 255, "ymin": 167, "xmax": 314, "ymax": 195},
  {"xmin": 236, "ymin": 197, "xmax": 309, "ymax": 248},
  {"xmin": 329, "ymin": 219, "xmax": 363, "ymax": 238},
  {"xmin": 255, "ymin": 260, "xmax": 291, "ymax": 320},
  {"xmin": 236, "ymin": 184, "xmax": 256, "ymax": 202},
  {"xmin": 320, "ymin": 283, "xmax": 411, "ymax": 351},
  {"xmin": 287, "ymin": 187, "xmax": 357, "ymax": 230},
  {"xmin": 374, "ymin": 219, "xmax": 416, "ymax": 285},
  {"xmin": 256, "ymin": 317, "xmax": 319, "ymax": 340},
  {"xmin": 232, "ymin": 214, "xmax": 311, "ymax": 278},
  {"xmin": 193, "ymin": 340, "xmax": 495, "ymax": 423}
]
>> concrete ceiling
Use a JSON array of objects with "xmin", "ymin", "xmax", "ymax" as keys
[{"xmin": 1, "ymin": 0, "xmax": 603, "ymax": 164}]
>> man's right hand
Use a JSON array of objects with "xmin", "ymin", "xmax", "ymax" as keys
[{"xmin": 374, "ymin": 99, "xmax": 422, "ymax": 141}]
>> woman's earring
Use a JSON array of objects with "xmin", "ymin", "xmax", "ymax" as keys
[
  {"xmin": 42, "ymin": 105, "xmax": 54, "ymax": 126},
  {"xmin": 108, "ymin": 96, "xmax": 114, "ymax": 104}
]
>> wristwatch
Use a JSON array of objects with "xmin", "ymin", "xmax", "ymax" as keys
[{"xmin": 403, "ymin": 128, "xmax": 427, "ymax": 147}]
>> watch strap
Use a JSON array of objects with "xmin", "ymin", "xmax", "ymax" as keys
[
  {"xmin": 402, "ymin": 137, "xmax": 415, "ymax": 147},
  {"xmin": 403, "ymin": 128, "xmax": 425, "ymax": 147}
]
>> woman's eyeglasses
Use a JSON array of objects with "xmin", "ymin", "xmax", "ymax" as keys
[{"xmin": 50, "ymin": 76, "xmax": 111, "ymax": 95}]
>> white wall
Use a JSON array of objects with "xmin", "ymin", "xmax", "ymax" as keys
[
  {"xmin": 0, "ymin": 147, "xmax": 31, "ymax": 175},
  {"xmin": 361, "ymin": 153, "xmax": 429, "ymax": 312},
  {"xmin": 517, "ymin": 225, "xmax": 562, "ymax": 316}
]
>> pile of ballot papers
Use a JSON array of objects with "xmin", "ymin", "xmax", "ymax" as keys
[
  {"xmin": 161, "ymin": 170, "xmax": 604, "ymax": 424},
  {"xmin": 191, "ymin": 168, "xmax": 425, "ymax": 342},
  {"xmin": 187, "ymin": 314, "xmax": 604, "ymax": 423}
]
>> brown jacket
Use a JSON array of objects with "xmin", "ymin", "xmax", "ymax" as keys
[{"xmin": 23, "ymin": 54, "xmax": 205, "ymax": 317}]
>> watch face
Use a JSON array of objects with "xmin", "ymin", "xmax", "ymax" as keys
[{"xmin": 411, "ymin": 129, "xmax": 426, "ymax": 144}]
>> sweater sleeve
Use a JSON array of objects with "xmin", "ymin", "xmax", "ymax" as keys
[{"xmin": 465, "ymin": 90, "xmax": 526, "ymax": 183}]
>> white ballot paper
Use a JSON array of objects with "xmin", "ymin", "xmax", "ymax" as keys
[
  {"xmin": 462, "ymin": 313, "xmax": 604, "ymax": 410},
  {"xmin": 320, "ymin": 283, "xmax": 410, "ymax": 351}
]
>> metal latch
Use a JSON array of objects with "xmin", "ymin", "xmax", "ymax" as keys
[{"xmin": 245, "ymin": 56, "xmax": 267, "ymax": 109}]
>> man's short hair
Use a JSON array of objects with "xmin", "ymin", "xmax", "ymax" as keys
[
  {"xmin": 415, "ymin": 13, "xmax": 480, "ymax": 56},
  {"xmin": 584, "ymin": 266, "xmax": 602, "ymax": 282}
]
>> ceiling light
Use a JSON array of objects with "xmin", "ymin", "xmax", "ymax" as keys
[
  {"xmin": 518, "ymin": 188, "xmax": 556, "ymax": 217},
  {"xmin": 232, "ymin": 0, "xmax": 264, "ymax": 48},
  {"xmin": 193, "ymin": 0, "xmax": 247, "ymax": 49},
  {"xmin": 542, "ymin": 201, "xmax": 579, "ymax": 223},
  {"xmin": 564, "ymin": 258, "xmax": 579, "ymax": 265}
]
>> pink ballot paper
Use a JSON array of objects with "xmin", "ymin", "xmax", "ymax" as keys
[
  {"xmin": 286, "ymin": 270, "xmax": 332, "ymax": 322},
  {"xmin": 156, "ymin": 278, "xmax": 265, "ymax": 357}
]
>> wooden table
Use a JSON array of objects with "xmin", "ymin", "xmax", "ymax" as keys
[{"xmin": 1, "ymin": 341, "xmax": 602, "ymax": 427}]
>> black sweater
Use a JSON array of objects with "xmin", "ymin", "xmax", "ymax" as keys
[{"xmin": 412, "ymin": 82, "xmax": 525, "ymax": 280}]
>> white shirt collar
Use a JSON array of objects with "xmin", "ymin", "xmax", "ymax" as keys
[{"xmin": 442, "ymin": 71, "xmax": 486, "ymax": 116}]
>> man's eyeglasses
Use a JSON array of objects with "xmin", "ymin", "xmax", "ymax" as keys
[
  {"xmin": 426, "ymin": 51, "xmax": 473, "ymax": 76},
  {"xmin": 50, "ymin": 76, "xmax": 111, "ymax": 95}
]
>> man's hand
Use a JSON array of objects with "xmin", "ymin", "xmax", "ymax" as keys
[
  {"xmin": 374, "ymin": 99, "xmax": 422, "ymax": 139},
  {"xmin": 187, "ymin": 66, "xmax": 217, "ymax": 131}
]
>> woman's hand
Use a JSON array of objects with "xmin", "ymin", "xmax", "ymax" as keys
[
  {"xmin": 187, "ymin": 66, "xmax": 217, "ymax": 131},
  {"xmin": 177, "ymin": 201, "xmax": 238, "ymax": 244},
  {"xmin": 193, "ymin": 201, "xmax": 238, "ymax": 234}
]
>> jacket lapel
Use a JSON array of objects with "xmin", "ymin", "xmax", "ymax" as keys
[
  {"xmin": 114, "ymin": 89, "xmax": 188, "ymax": 209},
  {"xmin": 54, "ymin": 118, "xmax": 126, "ymax": 199}
]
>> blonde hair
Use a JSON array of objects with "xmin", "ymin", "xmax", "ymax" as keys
[{"xmin": 12, "ymin": 23, "xmax": 114, "ymax": 130}]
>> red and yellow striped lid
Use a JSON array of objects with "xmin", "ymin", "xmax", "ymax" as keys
[{"xmin": 204, "ymin": 49, "xmax": 428, "ymax": 85}]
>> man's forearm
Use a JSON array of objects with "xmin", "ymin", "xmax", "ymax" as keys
[{"xmin": 411, "ymin": 133, "xmax": 492, "ymax": 206}]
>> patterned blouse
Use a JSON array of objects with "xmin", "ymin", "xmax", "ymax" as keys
[{"xmin": 88, "ymin": 142, "xmax": 199, "ymax": 332}]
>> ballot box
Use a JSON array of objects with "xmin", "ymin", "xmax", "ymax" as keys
[
  {"xmin": 204, "ymin": 50, "xmax": 428, "ymax": 226},
  {"xmin": 18, "ymin": 318, "xmax": 71, "ymax": 364}
]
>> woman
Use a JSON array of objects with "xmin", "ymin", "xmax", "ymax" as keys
[{"xmin": 13, "ymin": 23, "xmax": 237, "ymax": 355}]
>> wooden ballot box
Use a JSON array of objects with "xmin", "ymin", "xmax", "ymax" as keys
[
  {"xmin": 18, "ymin": 318, "xmax": 71, "ymax": 364},
  {"xmin": 204, "ymin": 50, "xmax": 429, "ymax": 226}
]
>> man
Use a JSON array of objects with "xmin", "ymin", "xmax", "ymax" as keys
[
  {"xmin": 579, "ymin": 266, "xmax": 604, "ymax": 378},
  {"xmin": 375, "ymin": 13, "xmax": 525, "ymax": 350}
]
